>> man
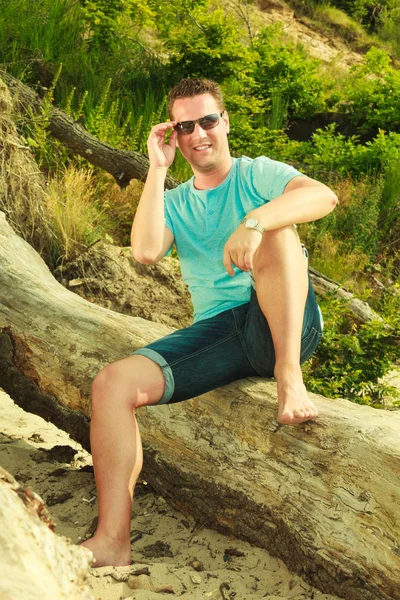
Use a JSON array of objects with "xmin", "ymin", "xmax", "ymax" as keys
[{"xmin": 81, "ymin": 78, "xmax": 337, "ymax": 567}]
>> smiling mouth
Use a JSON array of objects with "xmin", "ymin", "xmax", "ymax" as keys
[{"xmin": 193, "ymin": 144, "xmax": 212, "ymax": 151}]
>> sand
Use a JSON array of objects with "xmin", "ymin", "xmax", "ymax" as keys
[{"xmin": 0, "ymin": 387, "xmax": 341, "ymax": 600}]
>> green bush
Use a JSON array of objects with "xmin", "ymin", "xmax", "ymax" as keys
[
  {"xmin": 304, "ymin": 296, "xmax": 399, "ymax": 405},
  {"xmin": 250, "ymin": 25, "xmax": 326, "ymax": 119},
  {"xmin": 80, "ymin": 0, "xmax": 154, "ymax": 46},
  {"xmin": 164, "ymin": 7, "xmax": 253, "ymax": 83},
  {"xmin": 0, "ymin": 0, "xmax": 102, "ymax": 92},
  {"xmin": 325, "ymin": 0, "xmax": 398, "ymax": 33},
  {"xmin": 302, "ymin": 124, "xmax": 400, "ymax": 176},
  {"xmin": 306, "ymin": 124, "xmax": 366, "ymax": 175},
  {"xmin": 342, "ymin": 47, "xmax": 400, "ymax": 134}
]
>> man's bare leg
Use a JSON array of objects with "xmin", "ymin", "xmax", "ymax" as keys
[
  {"xmin": 80, "ymin": 354, "xmax": 165, "ymax": 566},
  {"xmin": 253, "ymin": 225, "xmax": 318, "ymax": 425}
]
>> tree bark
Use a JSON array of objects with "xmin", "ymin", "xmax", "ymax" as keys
[
  {"xmin": 0, "ymin": 212, "xmax": 399, "ymax": 600},
  {"xmin": 0, "ymin": 70, "xmax": 180, "ymax": 190},
  {"xmin": 0, "ymin": 466, "xmax": 94, "ymax": 600}
]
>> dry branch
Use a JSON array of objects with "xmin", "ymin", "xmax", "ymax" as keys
[
  {"xmin": 0, "ymin": 466, "xmax": 94, "ymax": 600},
  {"xmin": 309, "ymin": 267, "xmax": 387, "ymax": 324},
  {"xmin": 0, "ymin": 70, "xmax": 179, "ymax": 189}
]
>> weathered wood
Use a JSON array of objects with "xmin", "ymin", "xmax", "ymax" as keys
[
  {"xmin": 0, "ymin": 70, "xmax": 179, "ymax": 190},
  {"xmin": 0, "ymin": 466, "xmax": 94, "ymax": 600},
  {"xmin": 0, "ymin": 212, "xmax": 400, "ymax": 600},
  {"xmin": 309, "ymin": 267, "xmax": 387, "ymax": 325}
]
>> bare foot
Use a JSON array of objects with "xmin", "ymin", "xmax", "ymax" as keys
[
  {"xmin": 80, "ymin": 534, "xmax": 132, "ymax": 568},
  {"xmin": 275, "ymin": 364, "xmax": 318, "ymax": 425}
]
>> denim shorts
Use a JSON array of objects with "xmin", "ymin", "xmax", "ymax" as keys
[{"xmin": 133, "ymin": 275, "xmax": 323, "ymax": 405}]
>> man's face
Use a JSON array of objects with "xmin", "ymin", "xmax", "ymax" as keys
[{"xmin": 171, "ymin": 93, "xmax": 230, "ymax": 172}]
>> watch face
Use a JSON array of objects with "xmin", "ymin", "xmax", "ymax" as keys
[{"xmin": 246, "ymin": 218, "xmax": 258, "ymax": 228}]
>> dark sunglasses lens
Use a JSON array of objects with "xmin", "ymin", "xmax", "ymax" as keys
[
  {"xmin": 174, "ymin": 113, "xmax": 221, "ymax": 135},
  {"xmin": 175, "ymin": 121, "xmax": 195, "ymax": 135},
  {"xmin": 199, "ymin": 114, "xmax": 220, "ymax": 130}
]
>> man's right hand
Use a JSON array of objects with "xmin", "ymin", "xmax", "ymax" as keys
[{"xmin": 147, "ymin": 122, "xmax": 178, "ymax": 169}]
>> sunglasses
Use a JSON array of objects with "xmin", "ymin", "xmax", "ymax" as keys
[{"xmin": 174, "ymin": 112, "xmax": 225, "ymax": 136}]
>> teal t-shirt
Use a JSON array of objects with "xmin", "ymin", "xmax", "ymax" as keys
[{"xmin": 164, "ymin": 155, "xmax": 303, "ymax": 323}]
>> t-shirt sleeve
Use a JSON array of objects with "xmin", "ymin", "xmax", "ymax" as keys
[{"xmin": 251, "ymin": 156, "xmax": 305, "ymax": 201}]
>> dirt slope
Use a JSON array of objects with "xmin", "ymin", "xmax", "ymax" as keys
[{"xmin": 253, "ymin": 0, "xmax": 362, "ymax": 68}]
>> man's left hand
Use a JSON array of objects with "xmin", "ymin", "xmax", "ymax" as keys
[{"xmin": 223, "ymin": 225, "xmax": 263, "ymax": 276}]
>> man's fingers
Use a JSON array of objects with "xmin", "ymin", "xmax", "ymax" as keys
[
  {"xmin": 224, "ymin": 229, "xmax": 261, "ymax": 274},
  {"xmin": 243, "ymin": 249, "xmax": 254, "ymax": 272},
  {"xmin": 152, "ymin": 121, "xmax": 176, "ymax": 133},
  {"xmin": 147, "ymin": 122, "xmax": 178, "ymax": 167},
  {"xmin": 149, "ymin": 122, "xmax": 176, "ymax": 143},
  {"xmin": 224, "ymin": 245, "xmax": 254, "ymax": 274},
  {"xmin": 233, "ymin": 248, "xmax": 253, "ymax": 272},
  {"xmin": 168, "ymin": 128, "xmax": 178, "ymax": 148},
  {"xmin": 223, "ymin": 247, "xmax": 235, "ymax": 276}
]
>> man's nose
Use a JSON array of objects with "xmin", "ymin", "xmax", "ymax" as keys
[{"xmin": 193, "ymin": 122, "xmax": 208, "ymax": 137}]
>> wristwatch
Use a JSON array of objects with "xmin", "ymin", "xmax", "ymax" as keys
[{"xmin": 242, "ymin": 217, "xmax": 265, "ymax": 234}]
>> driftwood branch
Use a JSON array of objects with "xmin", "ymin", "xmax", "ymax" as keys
[
  {"xmin": 0, "ymin": 212, "xmax": 400, "ymax": 600},
  {"xmin": 0, "ymin": 70, "xmax": 179, "ymax": 190},
  {"xmin": 309, "ymin": 267, "xmax": 387, "ymax": 325},
  {"xmin": 0, "ymin": 466, "xmax": 94, "ymax": 600}
]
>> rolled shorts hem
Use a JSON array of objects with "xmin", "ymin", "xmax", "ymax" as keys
[{"xmin": 132, "ymin": 348, "xmax": 175, "ymax": 404}]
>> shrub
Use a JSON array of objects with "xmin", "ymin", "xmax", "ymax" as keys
[
  {"xmin": 250, "ymin": 25, "xmax": 326, "ymax": 119},
  {"xmin": 342, "ymin": 47, "xmax": 400, "ymax": 134},
  {"xmin": 164, "ymin": 7, "xmax": 253, "ymax": 83},
  {"xmin": 306, "ymin": 124, "xmax": 366, "ymax": 176},
  {"xmin": 325, "ymin": 0, "xmax": 398, "ymax": 33},
  {"xmin": 302, "ymin": 124, "xmax": 400, "ymax": 176},
  {"xmin": 304, "ymin": 295, "xmax": 399, "ymax": 406}
]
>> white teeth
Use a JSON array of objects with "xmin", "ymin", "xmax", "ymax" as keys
[{"xmin": 194, "ymin": 145, "xmax": 211, "ymax": 150}]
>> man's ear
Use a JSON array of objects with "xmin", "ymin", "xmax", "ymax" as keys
[{"xmin": 223, "ymin": 110, "xmax": 230, "ymax": 135}]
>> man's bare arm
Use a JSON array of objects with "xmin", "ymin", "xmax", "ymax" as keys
[
  {"xmin": 246, "ymin": 176, "xmax": 338, "ymax": 231},
  {"xmin": 131, "ymin": 122, "xmax": 177, "ymax": 264},
  {"xmin": 223, "ymin": 176, "xmax": 338, "ymax": 275}
]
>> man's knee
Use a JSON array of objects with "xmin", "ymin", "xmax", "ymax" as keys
[
  {"xmin": 91, "ymin": 355, "xmax": 165, "ymax": 410},
  {"xmin": 262, "ymin": 224, "xmax": 299, "ymax": 246},
  {"xmin": 92, "ymin": 362, "xmax": 118, "ymax": 398},
  {"xmin": 253, "ymin": 226, "xmax": 302, "ymax": 273}
]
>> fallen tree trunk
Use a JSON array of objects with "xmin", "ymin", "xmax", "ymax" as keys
[
  {"xmin": 0, "ymin": 466, "xmax": 94, "ymax": 600},
  {"xmin": 0, "ymin": 213, "xmax": 399, "ymax": 600}
]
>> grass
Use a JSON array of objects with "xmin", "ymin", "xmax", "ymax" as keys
[
  {"xmin": 285, "ymin": 0, "xmax": 393, "ymax": 55},
  {"xmin": 47, "ymin": 167, "xmax": 111, "ymax": 264},
  {"xmin": 313, "ymin": 5, "xmax": 366, "ymax": 42}
]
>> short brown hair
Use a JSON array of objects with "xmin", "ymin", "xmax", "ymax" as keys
[{"xmin": 167, "ymin": 78, "xmax": 225, "ymax": 119}]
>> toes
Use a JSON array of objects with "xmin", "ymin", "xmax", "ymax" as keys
[
  {"xmin": 293, "ymin": 409, "xmax": 306, "ymax": 418},
  {"xmin": 293, "ymin": 408, "xmax": 316, "ymax": 422},
  {"xmin": 278, "ymin": 410, "xmax": 294, "ymax": 424}
]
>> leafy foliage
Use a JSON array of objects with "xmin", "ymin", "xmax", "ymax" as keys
[
  {"xmin": 163, "ymin": 7, "xmax": 253, "ymax": 82},
  {"xmin": 342, "ymin": 47, "xmax": 400, "ymax": 133},
  {"xmin": 249, "ymin": 25, "xmax": 326, "ymax": 119},
  {"xmin": 326, "ymin": 0, "xmax": 399, "ymax": 33},
  {"xmin": 304, "ymin": 296, "xmax": 399, "ymax": 405},
  {"xmin": 81, "ymin": 0, "xmax": 154, "ymax": 45}
]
